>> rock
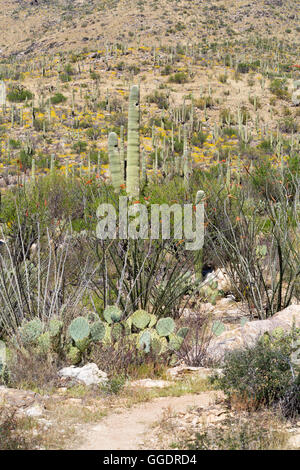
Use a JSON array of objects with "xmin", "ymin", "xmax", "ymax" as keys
[
  {"xmin": 58, "ymin": 363, "xmax": 108, "ymax": 386},
  {"xmin": 288, "ymin": 432, "xmax": 300, "ymax": 449},
  {"xmin": 206, "ymin": 304, "xmax": 300, "ymax": 362},
  {"xmin": 129, "ymin": 379, "xmax": 172, "ymax": 388},
  {"xmin": 25, "ymin": 404, "xmax": 44, "ymax": 418},
  {"xmin": 167, "ymin": 365, "xmax": 223, "ymax": 380},
  {"xmin": 205, "ymin": 268, "xmax": 232, "ymax": 292},
  {"xmin": 0, "ymin": 386, "xmax": 40, "ymax": 408}
]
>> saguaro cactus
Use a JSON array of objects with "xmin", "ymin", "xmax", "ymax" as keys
[
  {"xmin": 126, "ymin": 85, "xmax": 140, "ymax": 198},
  {"xmin": 108, "ymin": 132, "xmax": 122, "ymax": 192},
  {"xmin": 0, "ymin": 81, "xmax": 6, "ymax": 107}
]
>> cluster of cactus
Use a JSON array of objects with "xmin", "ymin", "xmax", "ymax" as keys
[
  {"xmin": 199, "ymin": 280, "xmax": 220, "ymax": 305},
  {"xmin": 66, "ymin": 306, "xmax": 189, "ymax": 364},
  {"xmin": 15, "ymin": 307, "xmax": 189, "ymax": 366},
  {"xmin": 17, "ymin": 317, "xmax": 63, "ymax": 354}
]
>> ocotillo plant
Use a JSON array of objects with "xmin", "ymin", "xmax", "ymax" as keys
[{"xmin": 126, "ymin": 85, "xmax": 140, "ymax": 198}]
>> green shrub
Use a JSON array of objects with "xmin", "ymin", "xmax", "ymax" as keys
[
  {"xmin": 50, "ymin": 93, "xmax": 67, "ymax": 105},
  {"xmin": 7, "ymin": 86, "xmax": 33, "ymax": 102},
  {"xmin": 215, "ymin": 330, "xmax": 300, "ymax": 410},
  {"xmin": 168, "ymin": 72, "xmax": 188, "ymax": 84}
]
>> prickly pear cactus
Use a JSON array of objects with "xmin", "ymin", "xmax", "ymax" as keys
[
  {"xmin": 156, "ymin": 317, "xmax": 175, "ymax": 337},
  {"xmin": 19, "ymin": 319, "xmax": 43, "ymax": 345},
  {"xmin": 108, "ymin": 132, "xmax": 122, "ymax": 192},
  {"xmin": 212, "ymin": 321, "xmax": 225, "ymax": 337},
  {"xmin": 68, "ymin": 317, "xmax": 90, "ymax": 343},
  {"xmin": 131, "ymin": 309, "xmax": 151, "ymax": 329},
  {"xmin": 111, "ymin": 323, "xmax": 124, "ymax": 341},
  {"xmin": 90, "ymin": 321, "xmax": 106, "ymax": 342},
  {"xmin": 126, "ymin": 85, "xmax": 140, "ymax": 198},
  {"xmin": 37, "ymin": 332, "xmax": 51, "ymax": 354},
  {"xmin": 138, "ymin": 329, "xmax": 151, "ymax": 353},
  {"xmin": 177, "ymin": 327, "xmax": 189, "ymax": 339},
  {"xmin": 67, "ymin": 346, "xmax": 82, "ymax": 365},
  {"xmin": 103, "ymin": 306, "xmax": 122, "ymax": 324},
  {"xmin": 168, "ymin": 333, "xmax": 184, "ymax": 351}
]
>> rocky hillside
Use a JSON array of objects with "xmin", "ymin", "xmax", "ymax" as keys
[{"xmin": 0, "ymin": 0, "xmax": 299, "ymax": 57}]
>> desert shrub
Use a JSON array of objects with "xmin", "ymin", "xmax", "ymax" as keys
[
  {"xmin": 0, "ymin": 408, "xmax": 39, "ymax": 450},
  {"xmin": 269, "ymin": 79, "xmax": 289, "ymax": 100},
  {"xmin": 147, "ymin": 91, "xmax": 169, "ymax": 109},
  {"xmin": 90, "ymin": 335, "xmax": 169, "ymax": 378},
  {"xmin": 181, "ymin": 413, "xmax": 287, "ymax": 450},
  {"xmin": 50, "ymin": 92, "xmax": 67, "ymax": 105},
  {"xmin": 168, "ymin": 72, "xmax": 188, "ymax": 84},
  {"xmin": 278, "ymin": 117, "xmax": 298, "ymax": 133},
  {"xmin": 215, "ymin": 330, "xmax": 300, "ymax": 411},
  {"xmin": 205, "ymin": 174, "xmax": 300, "ymax": 318},
  {"xmin": 174, "ymin": 314, "xmax": 212, "ymax": 366},
  {"xmin": 5, "ymin": 345, "xmax": 60, "ymax": 391},
  {"xmin": 7, "ymin": 86, "xmax": 33, "ymax": 102}
]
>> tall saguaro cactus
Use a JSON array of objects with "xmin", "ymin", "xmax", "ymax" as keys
[
  {"xmin": 108, "ymin": 132, "xmax": 122, "ymax": 193},
  {"xmin": 126, "ymin": 85, "xmax": 140, "ymax": 198},
  {"xmin": 0, "ymin": 81, "xmax": 6, "ymax": 107}
]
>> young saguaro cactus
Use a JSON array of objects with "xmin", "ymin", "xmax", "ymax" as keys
[
  {"xmin": 126, "ymin": 85, "xmax": 140, "ymax": 198},
  {"xmin": 108, "ymin": 132, "xmax": 122, "ymax": 192}
]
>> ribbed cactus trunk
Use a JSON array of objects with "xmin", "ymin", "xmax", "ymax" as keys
[
  {"xmin": 108, "ymin": 132, "xmax": 122, "ymax": 193},
  {"xmin": 119, "ymin": 125, "xmax": 125, "ymax": 184},
  {"xmin": 126, "ymin": 85, "xmax": 140, "ymax": 199},
  {"xmin": 194, "ymin": 190, "xmax": 205, "ymax": 282},
  {"xmin": 0, "ymin": 81, "xmax": 6, "ymax": 107}
]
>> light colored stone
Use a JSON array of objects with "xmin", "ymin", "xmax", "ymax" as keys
[
  {"xmin": 205, "ymin": 268, "xmax": 232, "ymax": 292},
  {"xmin": 288, "ymin": 433, "xmax": 300, "ymax": 449},
  {"xmin": 25, "ymin": 404, "xmax": 44, "ymax": 418},
  {"xmin": 129, "ymin": 379, "xmax": 172, "ymax": 388},
  {"xmin": 167, "ymin": 365, "xmax": 223, "ymax": 380},
  {"xmin": 206, "ymin": 304, "xmax": 300, "ymax": 362},
  {"xmin": 0, "ymin": 385, "xmax": 40, "ymax": 408},
  {"xmin": 58, "ymin": 363, "xmax": 108, "ymax": 386}
]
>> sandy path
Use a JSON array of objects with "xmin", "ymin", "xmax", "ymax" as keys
[{"xmin": 75, "ymin": 391, "xmax": 221, "ymax": 450}]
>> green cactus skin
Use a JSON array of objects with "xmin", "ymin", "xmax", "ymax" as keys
[
  {"xmin": 177, "ymin": 327, "xmax": 189, "ymax": 339},
  {"xmin": 131, "ymin": 310, "xmax": 151, "ymax": 329},
  {"xmin": 103, "ymin": 306, "xmax": 122, "ymax": 324},
  {"xmin": 19, "ymin": 319, "xmax": 43, "ymax": 345},
  {"xmin": 138, "ymin": 330, "xmax": 151, "ymax": 353},
  {"xmin": 126, "ymin": 85, "xmax": 140, "ymax": 198},
  {"xmin": 49, "ymin": 318, "xmax": 63, "ymax": 338},
  {"xmin": 67, "ymin": 346, "xmax": 82, "ymax": 365},
  {"xmin": 168, "ymin": 333, "xmax": 184, "ymax": 351},
  {"xmin": 68, "ymin": 317, "xmax": 90, "ymax": 343},
  {"xmin": 156, "ymin": 317, "xmax": 175, "ymax": 337},
  {"xmin": 37, "ymin": 332, "xmax": 51, "ymax": 354},
  {"xmin": 119, "ymin": 125, "xmax": 125, "ymax": 183},
  {"xmin": 108, "ymin": 132, "xmax": 122, "ymax": 192},
  {"xmin": 148, "ymin": 314, "xmax": 157, "ymax": 328},
  {"xmin": 49, "ymin": 318, "xmax": 63, "ymax": 350},
  {"xmin": 111, "ymin": 323, "xmax": 123, "ymax": 341},
  {"xmin": 195, "ymin": 190, "xmax": 205, "ymax": 205},
  {"xmin": 75, "ymin": 336, "xmax": 90, "ymax": 352},
  {"xmin": 212, "ymin": 321, "xmax": 225, "ymax": 337},
  {"xmin": 90, "ymin": 321, "xmax": 106, "ymax": 342}
]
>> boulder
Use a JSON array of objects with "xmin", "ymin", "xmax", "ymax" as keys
[
  {"xmin": 206, "ymin": 304, "xmax": 300, "ymax": 362},
  {"xmin": 205, "ymin": 268, "xmax": 232, "ymax": 292},
  {"xmin": 58, "ymin": 363, "xmax": 108, "ymax": 386},
  {"xmin": 0, "ymin": 386, "xmax": 40, "ymax": 408}
]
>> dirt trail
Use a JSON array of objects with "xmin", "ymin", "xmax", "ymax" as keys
[{"xmin": 75, "ymin": 391, "xmax": 221, "ymax": 450}]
